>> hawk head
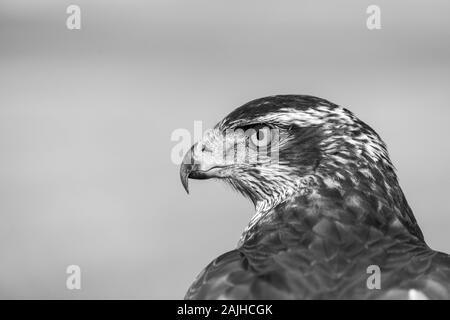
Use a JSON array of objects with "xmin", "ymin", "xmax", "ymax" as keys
[{"xmin": 180, "ymin": 95, "xmax": 421, "ymax": 238}]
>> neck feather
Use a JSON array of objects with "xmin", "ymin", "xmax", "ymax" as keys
[{"xmin": 239, "ymin": 163, "xmax": 424, "ymax": 246}]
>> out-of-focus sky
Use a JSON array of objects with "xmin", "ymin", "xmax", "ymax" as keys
[{"xmin": 0, "ymin": 0, "xmax": 449, "ymax": 298}]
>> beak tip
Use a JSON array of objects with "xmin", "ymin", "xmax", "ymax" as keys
[
  {"xmin": 180, "ymin": 163, "xmax": 191, "ymax": 194},
  {"xmin": 182, "ymin": 180, "xmax": 190, "ymax": 194},
  {"xmin": 180, "ymin": 145, "xmax": 198, "ymax": 195}
]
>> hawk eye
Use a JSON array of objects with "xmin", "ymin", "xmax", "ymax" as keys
[{"xmin": 236, "ymin": 123, "xmax": 274, "ymax": 149}]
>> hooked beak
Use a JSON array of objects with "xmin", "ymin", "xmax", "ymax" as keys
[{"xmin": 179, "ymin": 144, "xmax": 226, "ymax": 194}]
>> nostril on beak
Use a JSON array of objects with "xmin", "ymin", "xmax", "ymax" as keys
[{"xmin": 201, "ymin": 144, "xmax": 213, "ymax": 153}]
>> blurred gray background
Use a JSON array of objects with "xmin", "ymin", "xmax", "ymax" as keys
[{"xmin": 0, "ymin": 0, "xmax": 449, "ymax": 299}]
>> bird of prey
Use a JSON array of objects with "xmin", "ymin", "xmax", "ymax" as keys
[{"xmin": 180, "ymin": 95, "xmax": 450, "ymax": 299}]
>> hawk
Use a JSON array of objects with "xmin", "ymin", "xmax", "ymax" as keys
[{"xmin": 179, "ymin": 95, "xmax": 450, "ymax": 299}]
